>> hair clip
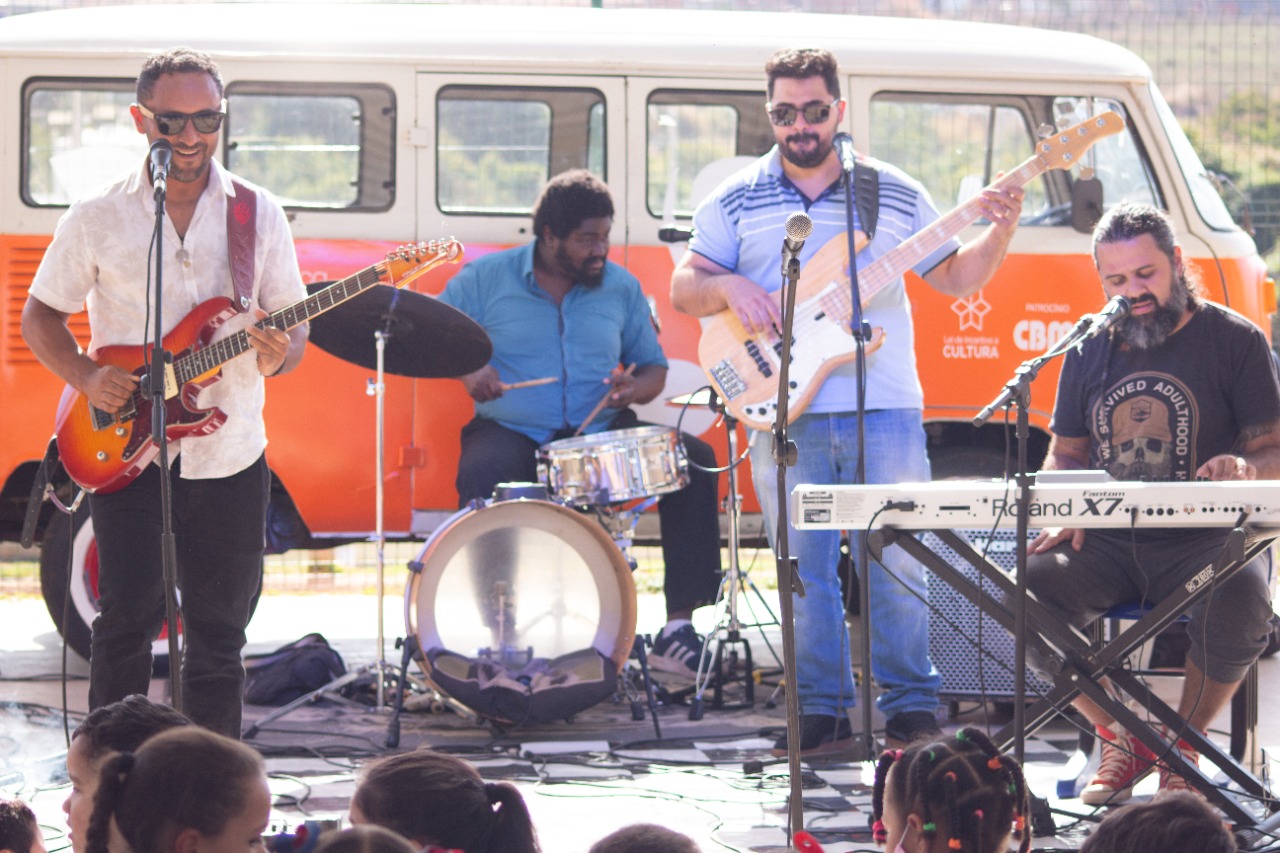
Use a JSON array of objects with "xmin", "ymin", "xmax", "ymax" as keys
[
  {"xmin": 948, "ymin": 839, "xmax": 963, "ymax": 850},
  {"xmin": 922, "ymin": 822, "xmax": 937, "ymax": 834},
  {"xmin": 955, "ymin": 730, "xmax": 968, "ymax": 742},
  {"xmin": 1013, "ymin": 815, "xmax": 1026, "ymax": 832},
  {"xmin": 872, "ymin": 819, "xmax": 888, "ymax": 843},
  {"xmin": 987, "ymin": 756, "xmax": 1002, "ymax": 770},
  {"xmin": 944, "ymin": 771, "xmax": 957, "ymax": 782},
  {"xmin": 974, "ymin": 809, "xmax": 984, "ymax": 819}
]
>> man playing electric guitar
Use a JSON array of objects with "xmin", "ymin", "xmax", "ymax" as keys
[
  {"xmin": 671, "ymin": 47, "xmax": 1022, "ymax": 754},
  {"xmin": 21, "ymin": 48, "xmax": 306, "ymax": 738}
]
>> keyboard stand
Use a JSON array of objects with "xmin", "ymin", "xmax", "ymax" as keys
[{"xmin": 868, "ymin": 524, "xmax": 1275, "ymax": 831}]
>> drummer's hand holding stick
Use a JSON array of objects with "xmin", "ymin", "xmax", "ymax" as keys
[
  {"xmin": 459, "ymin": 364, "xmax": 505, "ymax": 403},
  {"xmin": 575, "ymin": 363, "xmax": 637, "ymax": 435}
]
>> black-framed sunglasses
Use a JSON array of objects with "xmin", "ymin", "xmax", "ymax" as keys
[
  {"xmin": 765, "ymin": 99, "xmax": 839, "ymax": 127},
  {"xmin": 136, "ymin": 99, "xmax": 227, "ymax": 136}
]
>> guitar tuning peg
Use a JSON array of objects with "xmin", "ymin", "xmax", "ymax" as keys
[{"xmin": 1036, "ymin": 123, "xmax": 1055, "ymax": 140}]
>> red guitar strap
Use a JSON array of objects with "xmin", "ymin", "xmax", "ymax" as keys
[{"xmin": 227, "ymin": 177, "xmax": 257, "ymax": 312}]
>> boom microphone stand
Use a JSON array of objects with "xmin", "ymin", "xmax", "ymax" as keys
[
  {"xmin": 972, "ymin": 294, "xmax": 1130, "ymax": 762},
  {"xmin": 145, "ymin": 139, "xmax": 184, "ymax": 708}
]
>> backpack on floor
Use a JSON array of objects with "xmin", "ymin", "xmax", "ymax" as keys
[{"xmin": 243, "ymin": 633, "xmax": 346, "ymax": 705}]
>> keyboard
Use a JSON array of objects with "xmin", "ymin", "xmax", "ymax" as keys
[{"xmin": 790, "ymin": 477, "xmax": 1280, "ymax": 530}]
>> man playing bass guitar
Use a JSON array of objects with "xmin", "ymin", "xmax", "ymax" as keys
[{"xmin": 671, "ymin": 47, "xmax": 1022, "ymax": 754}]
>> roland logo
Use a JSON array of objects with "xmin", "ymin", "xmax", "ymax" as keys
[{"xmin": 990, "ymin": 494, "xmax": 1127, "ymax": 519}]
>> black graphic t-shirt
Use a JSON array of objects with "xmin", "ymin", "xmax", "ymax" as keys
[{"xmin": 1053, "ymin": 302, "xmax": 1280, "ymax": 482}]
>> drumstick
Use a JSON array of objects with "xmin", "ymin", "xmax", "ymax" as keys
[
  {"xmin": 499, "ymin": 376, "xmax": 558, "ymax": 392},
  {"xmin": 575, "ymin": 363, "xmax": 635, "ymax": 436}
]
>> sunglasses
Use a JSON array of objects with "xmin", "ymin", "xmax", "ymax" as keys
[
  {"xmin": 136, "ymin": 99, "xmax": 227, "ymax": 136},
  {"xmin": 766, "ymin": 99, "xmax": 839, "ymax": 127}
]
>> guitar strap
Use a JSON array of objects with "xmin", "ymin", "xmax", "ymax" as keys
[
  {"xmin": 853, "ymin": 159, "xmax": 879, "ymax": 240},
  {"xmin": 227, "ymin": 177, "xmax": 257, "ymax": 313}
]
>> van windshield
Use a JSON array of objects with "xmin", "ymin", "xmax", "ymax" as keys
[{"xmin": 1150, "ymin": 83, "xmax": 1238, "ymax": 232}]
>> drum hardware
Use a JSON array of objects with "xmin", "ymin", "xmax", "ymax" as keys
[
  {"xmin": 246, "ymin": 288, "xmax": 491, "ymax": 742},
  {"xmin": 664, "ymin": 389, "xmax": 783, "ymax": 720}
]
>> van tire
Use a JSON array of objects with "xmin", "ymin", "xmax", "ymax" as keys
[
  {"xmin": 38, "ymin": 504, "xmax": 192, "ymax": 674},
  {"xmin": 39, "ymin": 503, "xmax": 96, "ymax": 663}
]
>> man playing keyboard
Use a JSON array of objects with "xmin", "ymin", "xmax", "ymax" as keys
[{"xmin": 1027, "ymin": 202, "xmax": 1280, "ymax": 803}]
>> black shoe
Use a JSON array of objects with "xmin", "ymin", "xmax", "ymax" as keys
[
  {"xmin": 770, "ymin": 714, "xmax": 855, "ymax": 757},
  {"xmin": 884, "ymin": 710, "xmax": 943, "ymax": 747}
]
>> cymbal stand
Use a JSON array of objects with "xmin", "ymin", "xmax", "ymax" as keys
[
  {"xmin": 243, "ymin": 319, "xmax": 400, "ymax": 740},
  {"xmin": 687, "ymin": 403, "xmax": 781, "ymax": 719}
]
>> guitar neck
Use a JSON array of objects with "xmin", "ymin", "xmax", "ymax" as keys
[
  {"xmin": 829, "ymin": 155, "xmax": 1045, "ymax": 323},
  {"xmin": 170, "ymin": 264, "xmax": 388, "ymax": 385}
]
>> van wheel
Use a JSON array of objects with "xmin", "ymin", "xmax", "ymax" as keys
[{"xmin": 39, "ymin": 504, "xmax": 180, "ymax": 671}]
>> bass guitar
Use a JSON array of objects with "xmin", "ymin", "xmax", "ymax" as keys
[
  {"xmin": 55, "ymin": 239, "xmax": 463, "ymax": 494},
  {"xmin": 697, "ymin": 111, "xmax": 1123, "ymax": 431}
]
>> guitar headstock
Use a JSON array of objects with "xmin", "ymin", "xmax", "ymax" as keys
[
  {"xmin": 1034, "ymin": 111, "xmax": 1124, "ymax": 172},
  {"xmin": 381, "ymin": 238, "xmax": 465, "ymax": 287}
]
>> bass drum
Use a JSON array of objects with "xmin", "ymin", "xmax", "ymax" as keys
[{"xmin": 405, "ymin": 497, "xmax": 636, "ymax": 724}]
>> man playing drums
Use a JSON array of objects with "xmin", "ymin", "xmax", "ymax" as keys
[{"xmin": 437, "ymin": 169, "xmax": 722, "ymax": 675}]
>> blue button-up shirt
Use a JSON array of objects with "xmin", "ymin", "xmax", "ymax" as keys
[{"xmin": 438, "ymin": 242, "xmax": 667, "ymax": 444}]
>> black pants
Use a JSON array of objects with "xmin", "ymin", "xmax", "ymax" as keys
[
  {"xmin": 455, "ymin": 412, "xmax": 722, "ymax": 615},
  {"xmin": 87, "ymin": 454, "xmax": 268, "ymax": 738}
]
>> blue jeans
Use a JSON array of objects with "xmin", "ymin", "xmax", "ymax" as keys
[{"xmin": 749, "ymin": 409, "xmax": 940, "ymax": 718}]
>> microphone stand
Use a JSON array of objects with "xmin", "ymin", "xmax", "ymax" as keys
[
  {"xmin": 146, "ymin": 163, "xmax": 183, "ymax": 709},
  {"xmin": 771, "ymin": 246, "xmax": 807, "ymax": 843},
  {"xmin": 839, "ymin": 157, "xmax": 877, "ymax": 758},
  {"xmin": 972, "ymin": 309, "xmax": 1103, "ymax": 762}
]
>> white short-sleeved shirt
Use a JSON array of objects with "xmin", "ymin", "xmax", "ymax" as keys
[{"xmin": 29, "ymin": 158, "xmax": 305, "ymax": 479}]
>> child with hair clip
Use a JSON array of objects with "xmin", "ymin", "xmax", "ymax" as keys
[{"xmin": 870, "ymin": 727, "xmax": 1032, "ymax": 853}]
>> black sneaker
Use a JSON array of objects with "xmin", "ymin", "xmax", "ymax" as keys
[
  {"xmin": 650, "ymin": 623, "xmax": 705, "ymax": 675},
  {"xmin": 884, "ymin": 710, "xmax": 943, "ymax": 747},
  {"xmin": 770, "ymin": 714, "xmax": 855, "ymax": 758}
]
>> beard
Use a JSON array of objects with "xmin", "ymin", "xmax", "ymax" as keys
[
  {"xmin": 779, "ymin": 130, "xmax": 831, "ymax": 169},
  {"xmin": 1112, "ymin": 271, "xmax": 1192, "ymax": 350},
  {"xmin": 556, "ymin": 245, "xmax": 606, "ymax": 287}
]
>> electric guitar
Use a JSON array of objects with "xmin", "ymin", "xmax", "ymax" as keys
[
  {"xmin": 55, "ymin": 239, "xmax": 464, "ymax": 494},
  {"xmin": 697, "ymin": 111, "xmax": 1124, "ymax": 431}
]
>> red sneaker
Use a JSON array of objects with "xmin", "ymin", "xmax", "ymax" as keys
[
  {"xmin": 1080, "ymin": 725, "xmax": 1157, "ymax": 805},
  {"xmin": 1155, "ymin": 732, "xmax": 1207, "ymax": 802}
]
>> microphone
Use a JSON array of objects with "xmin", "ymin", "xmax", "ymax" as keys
[
  {"xmin": 1078, "ymin": 294, "xmax": 1132, "ymax": 343},
  {"xmin": 833, "ymin": 132, "xmax": 856, "ymax": 174},
  {"xmin": 781, "ymin": 211, "xmax": 813, "ymax": 278},
  {"xmin": 149, "ymin": 139, "xmax": 172, "ymax": 199}
]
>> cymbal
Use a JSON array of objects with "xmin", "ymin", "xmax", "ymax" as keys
[{"xmin": 306, "ymin": 283, "xmax": 492, "ymax": 378}]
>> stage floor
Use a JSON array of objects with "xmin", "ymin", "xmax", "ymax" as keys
[{"xmin": 3, "ymin": 592, "xmax": 1278, "ymax": 853}]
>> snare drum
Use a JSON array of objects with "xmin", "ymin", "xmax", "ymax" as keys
[
  {"xmin": 537, "ymin": 425, "xmax": 688, "ymax": 506},
  {"xmin": 405, "ymin": 497, "xmax": 637, "ymax": 722}
]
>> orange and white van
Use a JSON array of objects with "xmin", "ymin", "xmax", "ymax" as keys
[{"xmin": 0, "ymin": 4, "xmax": 1270, "ymax": 653}]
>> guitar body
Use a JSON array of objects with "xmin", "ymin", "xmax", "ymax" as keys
[
  {"xmin": 49, "ymin": 238, "xmax": 466, "ymax": 494},
  {"xmin": 698, "ymin": 231, "xmax": 883, "ymax": 431},
  {"xmin": 55, "ymin": 297, "xmax": 237, "ymax": 494}
]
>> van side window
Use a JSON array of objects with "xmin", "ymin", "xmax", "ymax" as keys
[
  {"xmin": 23, "ymin": 79, "xmax": 142, "ymax": 206},
  {"xmin": 225, "ymin": 82, "xmax": 395, "ymax": 211},
  {"xmin": 646, "ymin": 90, "xmax": 774, "ymax": 218},
  {"xmin": 22, "ymin": 78, "xmax": 395, "ymax": 211},
  {"xmin": 437, "ymin": 86, "xmax": 605, "ymax": 214},
  {"xmin": 869, "ymin": 94, "xmax": 1158, "ymax": 227}
]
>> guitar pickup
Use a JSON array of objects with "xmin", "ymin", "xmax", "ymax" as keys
[{"xmin": 743, "ymin": 340, "xmax": 773, "ymax": 378}]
